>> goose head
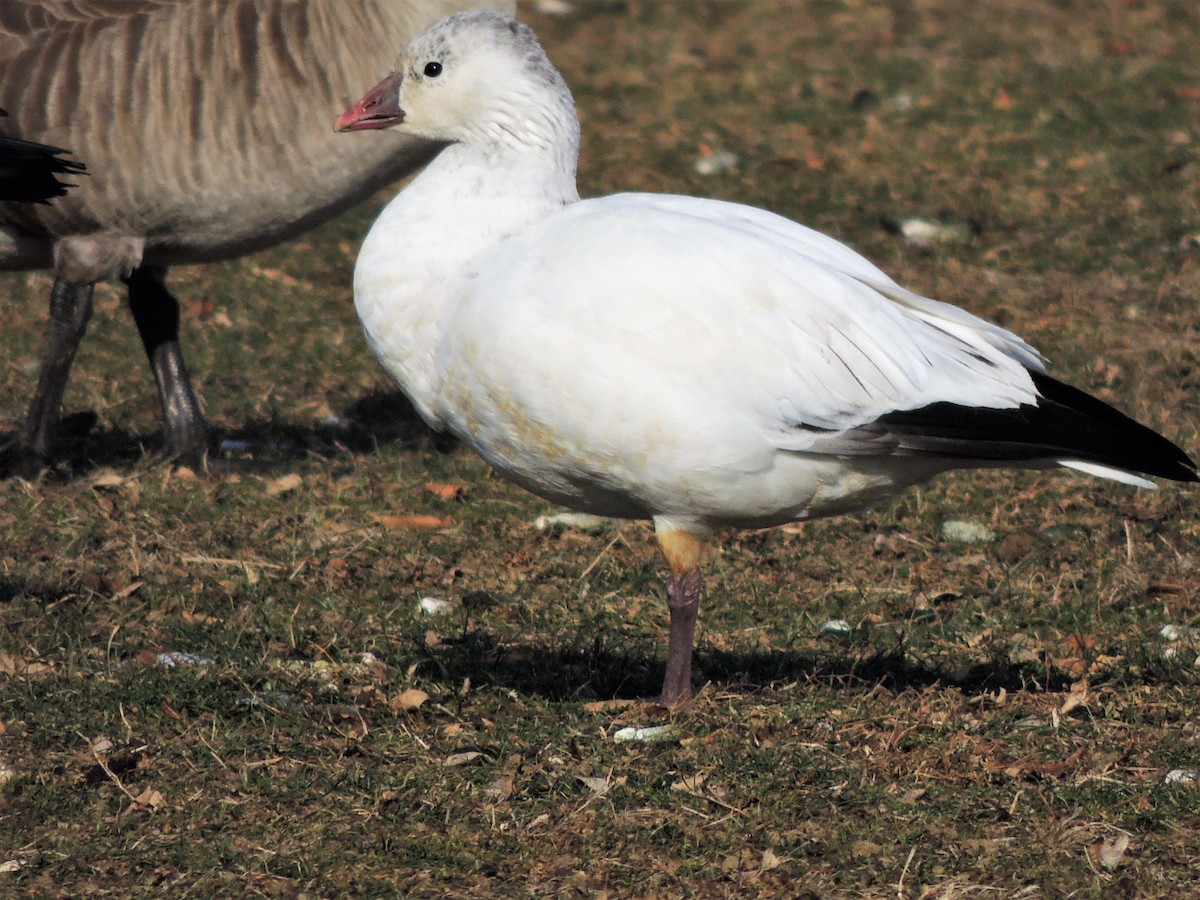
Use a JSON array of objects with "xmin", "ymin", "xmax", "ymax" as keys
[{"xmin": 335, "ymin": 11, "xmax": 577, "ymax": 154}]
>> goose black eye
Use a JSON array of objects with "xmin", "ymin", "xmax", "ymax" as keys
[{"xmin": 423, "ymin": 61, "xmax": 443, "ymax": 78}]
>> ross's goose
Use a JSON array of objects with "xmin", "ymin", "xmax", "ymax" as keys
[
  {"xmin": 338, "ymin": 12, "xmax": 1197, "ymax": 708},
  {"xmin": 0, "ymin": 0, "xmax": 512, "ymax": 476}
]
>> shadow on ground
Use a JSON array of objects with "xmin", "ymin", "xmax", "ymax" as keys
[
  {"xmin": 0, "ymin": 390, "xmax": 453, "ymax": 480},
  {"xmin": 403, "ymin": 628, "xmax": 1074, "ymax": 705}
]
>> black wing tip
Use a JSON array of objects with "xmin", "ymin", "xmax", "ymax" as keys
[
  {"xmin": 0, "ymin": 140, "xmax": 87, "ymax": 203},
  {"xmin": 872, "ymin": 370, "xmax": 1198, "ymax": 486},
  {"xmin": 1030, "ymin": 372, "xmax": 1198, "ymax": 485},
  {"xmin": 1144, "ymin": 456, "xmax": 1198, "ymax": 484},
  {"xmin": 0, "ymin": 108, "xmax": 87, "ymax": 201}
]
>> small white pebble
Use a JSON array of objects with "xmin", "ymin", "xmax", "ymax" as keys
[
  {"xmin": 317, "ymin": 414, "xmax": 357, "ymax": 430},
  {"xmin": 418, "ymin": 596, "xmax": 453, "ymax": 615},
  {"xmin": 819, "ymin": 618, "xmax": 852, "ymax": 637},
  {"xmin": 693, "ymin": 150, "xmax": 739, "ymax": 177},
  {"xmin": 1165, "ymin": 769, "xmax": 1199, "ymax": 785},
  {"xmin": 941, "ymin": 519, "xmax": 995, "ymax": 544},
  {"xmin": 1159, "ymin": 623, "xmax": 1200, "ymax": 642},
  {"xmin": 156, "ymin": 651, "xmax": 215, "ymax": 668},
  {"xmin": 613, "ymin": 724, "xmax": 679, "ymax": 744},
  {"xmin": 534, "ymin": 0, "xmax": 574, "ymax": 13},
  {"xmin": 899, "ymin": 217, "xmax": 970, "ymax": 247},
  {"xmin": 533, "ymin": 511, "xmax": 613, "ymax": 533}
]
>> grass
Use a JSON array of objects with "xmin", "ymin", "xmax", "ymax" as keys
[{"xmin": 2, "ymin": 0, "xmax": 1200, "ymax": 895}]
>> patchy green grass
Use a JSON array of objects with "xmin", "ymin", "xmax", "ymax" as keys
[{"xmin": 2, "ymin": 0, "xmax": 1200, "ymax": 895}]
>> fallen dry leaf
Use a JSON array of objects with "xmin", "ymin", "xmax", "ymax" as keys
[
  {"xmin": 671, "ymin": 773, "xmax": 709, "ymax": 792},
  {"xmin": 1002, "ymin": 747, "xmax": 1086, "ymax": 780},
  {"xmin": 0, "ymin": 654, "xmax": 55, "ymax": 677},
  {"xmin": 582, "ymin": 698, "xmax": 638, "ymax": 714},
  {"xmin": 81, "ymin": 572, "xmax": 123, "ymax": 594},
  {"xmin": 91, "ymin": 470, "xmax": 127, "ymax": 489},
  {"xmin": 442, "ymin": 750, "xmax": 487, "ymax": 767},
  {"xmin": 181, "ymin": 610, "xmax": 222, "ymax": 626},
  {"xmin": 425, "ymin": 482, "xmax": 466, "ymax": 501},
  {"xmin": 1088, "ymin": 833, "xmax": 1131, "ymax": 871},
  {"xmin": 1147, "ymin": 579, "xmax": 1188, "ymax": 598},
  {"xmin": 852, "ymin": 840, "xmax": 883, "ymax": 858},
  {"xmin": 1060, "ymin": 683, "xmax": 1091, "ymax": 717},
  {"xmin": 393, "ymin": 688, "xmax": 430, "ymax": 711},
  {"xmin": 485, "ymin": 773, "xmax": 515, "ymax": 800},
  {"xmin": 266, "ymin": 473, "xmax": 303, "ymax": 496},
  {"xmin": 112, "ymin": 581, "xmax": 145, "ymax": 601},
  {"xmin": 241, "ymin": 756, "xmax": 284, "ymax": 771},
  {"xmin": 373, "ymin": 513, "xmax": 453, "ymax": 530},
  {"xmin": 127, "ymin": 787, "xmax": 165, "ymax": 814},
  {"xmin": 579, "ymin": 774, "xmax": 625, "ymax": 796}
]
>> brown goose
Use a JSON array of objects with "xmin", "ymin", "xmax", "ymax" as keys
[{"xmin": 0, "ymin": 0, "xmax": 512, "ymax": 475}]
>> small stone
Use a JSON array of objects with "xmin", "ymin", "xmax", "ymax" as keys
[
  {"xmin": 613, "ymin": 725, "xmax": 679, "ymax": 744},
  {"xmin": 1164, "ymin": 769, "xmax": 1199, "ymax": 785},
  {"xmin": 941, "ymin": 519, "xmax": 995, "ymax": 544},
  {"xmin": 898, "ymin": 217, "xmax": 971, "ymax": 247},
  {"xmin": 693, "ymin": 149, "xmax": 739, "ymax": 177},
  {"xmin": 819, "ymin": 618, "xmax": 852, "ymax": 637},
  {"xmin": 533, "ymin": 511, "xmax": 613, "ymax": 533},
  {"xmin": 418, "ymin": 596, "xmax": 453, "ymax": 616}
]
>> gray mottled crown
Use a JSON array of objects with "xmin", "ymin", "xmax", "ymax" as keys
[{"xmin": 401, "ymin": 11, "xmax": 554, "ymax": 82}]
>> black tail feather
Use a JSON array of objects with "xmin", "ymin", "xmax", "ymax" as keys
[
  {"xmin": 0, "ymin": 135, "xmax": 87, "ymax": 203},
  {"xmin": 874, "ymin": 371, "xmax": 1197, "ymax": 484}
]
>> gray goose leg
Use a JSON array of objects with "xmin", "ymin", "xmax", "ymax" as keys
[
  {"xmin": 124, "ymin": 265, "xmax": 208, "ymax": 469},
  {"xmin": 4, "ymin": 276, "xmax": 96, "ymax": 476}
]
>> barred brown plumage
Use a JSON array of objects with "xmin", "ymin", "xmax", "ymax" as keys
[{"xmin": 0, "ymin": 0, "xmax": 512, "ymax": 476}]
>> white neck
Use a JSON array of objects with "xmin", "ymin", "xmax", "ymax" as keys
[{"xmin": 353, "ymin": 133, "xmax": 580, "ymax": 424}]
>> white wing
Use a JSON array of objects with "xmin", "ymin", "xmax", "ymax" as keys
[{"xmin": 437, "ymin": 192, "xmax": 1044, "ymax": 462}]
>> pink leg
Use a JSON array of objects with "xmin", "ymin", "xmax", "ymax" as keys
[{"xmin": 660, "ymin": 565, "xmax": 702, "ymax": 708}]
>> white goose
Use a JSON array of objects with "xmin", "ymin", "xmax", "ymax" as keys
[{"xmin": 337, "ymin": 12, "xmax": 1197, "ymax": 707}]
